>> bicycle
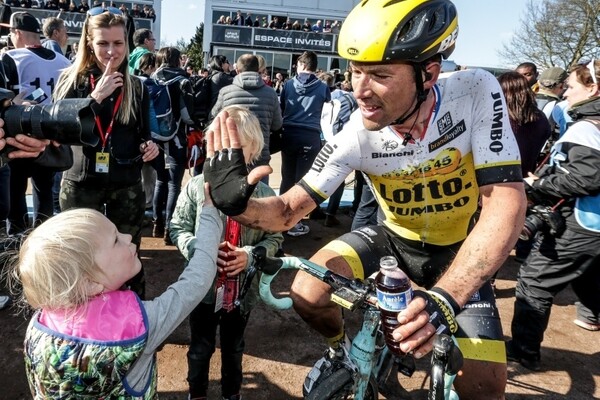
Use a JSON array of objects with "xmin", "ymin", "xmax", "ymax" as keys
[{"xmin": 238, "ymin": 248, "xmax": 463, "ymax": 400}]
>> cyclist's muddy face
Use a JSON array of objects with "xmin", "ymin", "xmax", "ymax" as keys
[{"xmin": 350, "ymin": 62, "xmax": 418, "ymax": 131}]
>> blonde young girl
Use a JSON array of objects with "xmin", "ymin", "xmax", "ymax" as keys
[{"xmin": 10, "ymin": 198, "xmax": 222, "ymax": 398}]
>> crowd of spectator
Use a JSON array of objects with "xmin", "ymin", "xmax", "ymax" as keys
[
  {"xmin": 1, "ymin": 0, "xmax": 156, "ymax": 20},
  {"xmin": 216, "ymin": 10, "xmax": 342, "ymax": 34}
]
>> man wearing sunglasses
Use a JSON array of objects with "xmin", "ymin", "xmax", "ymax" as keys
[{"xmin": 128, "ymin": 28, "xmax": 156, "ymax": 75}]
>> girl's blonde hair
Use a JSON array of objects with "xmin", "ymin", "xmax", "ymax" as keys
[
  {"xmin": 209, "ymin": 106, "xmax": 264, "ymax": 164},
  {"xmin": 12, "ymin": 209, "xmax": 107, "ymax": 311},
  {"xmin": 256, "ymin": 54, "xmax": 267, "ymax": 74},
  {"xmin": 54, "ymin": 12, "xmax": 136, "ymax": 124}
]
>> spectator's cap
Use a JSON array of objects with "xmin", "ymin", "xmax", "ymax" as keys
[
  {"xmin": 0, "ymin": 12, "xmax": 41, "ymax": 34},
  {"xmin": 539, "ymin": 67, "xmax": 568, "ymax": 88}
]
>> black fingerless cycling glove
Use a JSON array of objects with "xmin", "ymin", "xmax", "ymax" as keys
[
  {"xmin": 203, "ymin": 148, "xmax": 256, "ymax": 216},
  {"xmin": 415, "ymin": 288, "xmax": 460, "ymax": 335}
]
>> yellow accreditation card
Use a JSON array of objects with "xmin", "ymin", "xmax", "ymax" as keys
[{"xmin": 95, "ymin": 152, "xmax": 110, "ymax": 173}]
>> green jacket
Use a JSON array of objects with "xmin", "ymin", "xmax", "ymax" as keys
[
  {"xmin": 169, "ymin": 175, "xmax": 284, "ymax": 313},
  {"xmin": 128, "ymin": 46, "xmax": 150, "ymax": 75}
]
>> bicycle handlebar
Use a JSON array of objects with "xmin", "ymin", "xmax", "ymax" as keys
[{"xmin": 258, "ymin": 256, "xmax": 333, "ymax": 309}]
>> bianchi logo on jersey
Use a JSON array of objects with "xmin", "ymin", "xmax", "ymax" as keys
[
  {"xmin": 382, "ymin": 140, "xmax": 399, "ymax": 151},
  {"xmin": 372, "ymin": 149, "xmax": 414, "ymax": 158}
]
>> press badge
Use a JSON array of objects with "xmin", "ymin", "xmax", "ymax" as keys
[{"xmin": 95, "ymin": 152, "xmax": 110, "ymax": 173}]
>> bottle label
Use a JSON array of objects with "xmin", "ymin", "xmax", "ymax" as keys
[{"xmin": 377, "ymin": 288, "xmax": 413, "ymax": 312}]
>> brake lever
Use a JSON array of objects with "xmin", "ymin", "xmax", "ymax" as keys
[{"xmin": 234, "ymin": 246, "xmax": 266, "ymax": 308}]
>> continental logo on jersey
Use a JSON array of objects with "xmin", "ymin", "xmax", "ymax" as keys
[
  {"xmin": 430, "ymin": 120, "xmax": 466, "ymax": 151},
  {"xmin": 311, "ymin": 142, "xmax": 338, "ymax": 173},
  {"xmin": 382, "ymin": 148, "xmax": 462, "ymax": 180}
]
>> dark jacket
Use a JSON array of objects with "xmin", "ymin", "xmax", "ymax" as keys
[
  {"xmin": 63, "ymin": 66, "xmax": 151, "ymax": 187},
  {"xmin": 153, "ymin": 65, "xmax": 196, "ymax": 129},
  {"xmin": 211, "ymin": 71, "xmax": 282, "ymax": 165},
  {"xmin": 510, "ymin": 108, "xmax": 551, "ymax": 176},
  {"xmin": 208, "ymin": 70, "xmax": 233, "ymax": 112},
  {"xmin": 280, "ymin": 72, "xmax": 330, "ymax": 132},
  {"xmin": 529, "ymin": 97, "xmax": 600, "ymax": 233}
]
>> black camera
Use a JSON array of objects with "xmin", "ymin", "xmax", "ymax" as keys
[
  {"xmin": 0, "ymin": 88, "xmax": 98, "ymax": 159},
  {"xmin": 520, "ymin": 203, "xmax": 565, "ymax": 241},
  {"xmin": 0, "ymin": 35, "xmax": 14, "ymax": 50}
]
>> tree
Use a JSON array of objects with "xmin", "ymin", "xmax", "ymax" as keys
[
  {"xmin": 185, "ymin": 23, "xmax": 205, "ymax": 72},
  {"xmin": 174, "ymin": 38, "xmax": 187, "ymax": 53},
  {"xmin": 499, "ymin": 0, "xmax": 600, "ymax": 69}
]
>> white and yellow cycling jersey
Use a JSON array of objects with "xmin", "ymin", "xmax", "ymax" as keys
[{"xmin": 299, "ymin": 68, "xmax": 522, "ymax": 246}]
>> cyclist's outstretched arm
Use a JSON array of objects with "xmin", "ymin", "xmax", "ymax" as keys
[{"xmin": 204, "ymin": 110, "xmax": 318, "ymax": 231}]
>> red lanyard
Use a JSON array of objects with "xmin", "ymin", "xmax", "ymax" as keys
[{"xmin": 90, "ymin": 74, "xmax": 124, "ymax": 151}]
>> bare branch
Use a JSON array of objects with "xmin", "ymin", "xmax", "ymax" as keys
[{"xmin": 498, "ymin": 0, "xmax": 600, "ymax": 69}]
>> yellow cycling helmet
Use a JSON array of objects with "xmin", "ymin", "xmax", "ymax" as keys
[{"xmin": 338, "ymin": 0, "xmax": 459, "ymax": 63}]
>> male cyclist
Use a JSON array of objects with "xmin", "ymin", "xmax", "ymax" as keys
[{"xmin": 204, "ymin": 0, "xmax": 526, "ymax": 398}]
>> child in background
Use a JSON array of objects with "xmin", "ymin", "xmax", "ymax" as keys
[
  {"xmin": 170, "ymin": 106, "xmax": 283, "ymax": 400},
  {"xmin": 8, "ymin": 197, "xmax": 222, "ymax": 398}
]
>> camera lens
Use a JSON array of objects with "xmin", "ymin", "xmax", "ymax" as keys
[
  {"xmin": 520, "ymin": 214, "xmax": 545, "ymax": 241},
  {"xmin": 1, "ymin": 97, "xmax": 97, "ymax": 146}
]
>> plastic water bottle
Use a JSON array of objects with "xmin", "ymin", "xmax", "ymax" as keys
[{"xmin": 376, "ymin": 256, "xmax": 413, "ymax": 355}]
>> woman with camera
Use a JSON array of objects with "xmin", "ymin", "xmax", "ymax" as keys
[
  {"xmin": 507, "ymin": 59, "xmax": 600, "ymax": 371},
  {"xmin": 52, "ymin": 8, "xmax": 158, "ymax": 298}
]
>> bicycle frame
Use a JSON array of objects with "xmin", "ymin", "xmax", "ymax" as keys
[{"xmin": 257, "ymin": 255, "xmax": 461, "ymax": 400}]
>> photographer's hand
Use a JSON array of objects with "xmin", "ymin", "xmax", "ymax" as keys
[
  {"xmin": 524, "ymin": 172, "xmax": 539, "ymax": 187},
  {"xmin": 13, "ymin": 91, "xmax": 30, "ymax": 106},
  {"xmin": 0, "ymin": 119, "xmax": 49, "ymax": 158}
]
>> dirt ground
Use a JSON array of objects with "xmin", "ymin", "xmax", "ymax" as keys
[{"xmin": 1, "ymin": 208, "xmax": 599, "ymax": 399}]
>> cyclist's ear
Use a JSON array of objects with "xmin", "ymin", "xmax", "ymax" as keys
[{"xmin": 423, "ymin": 60, "xmax": 441, "ymax": 87}]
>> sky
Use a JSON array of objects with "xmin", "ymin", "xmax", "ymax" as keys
[{"xmin": 159, "ymin": 0, "xmax": 530, "ymax": 69}]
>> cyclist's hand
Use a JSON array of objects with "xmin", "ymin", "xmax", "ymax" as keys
[
  {"xmin": 203, "ymin": 110, "xmax": 270, "ymax": 216},
  {"xmin": 392, "ymin": 295, "xmax": 436, "ymax": 358},
  {"xmin": 217, "ymin": 241, "xmax": 248, "ymax": 276},
  {"xmin": 393, "ymin": 290, "xmax": 459, "ymax": 359}
]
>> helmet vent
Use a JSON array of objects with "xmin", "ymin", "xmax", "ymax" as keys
[
  {"xmin": 395, "ymin": 9, "xmax": 428, "ymax": 45},
  {"xmin": 430, "ymin": 6, "xmax": 447, "ymax": 34}
]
